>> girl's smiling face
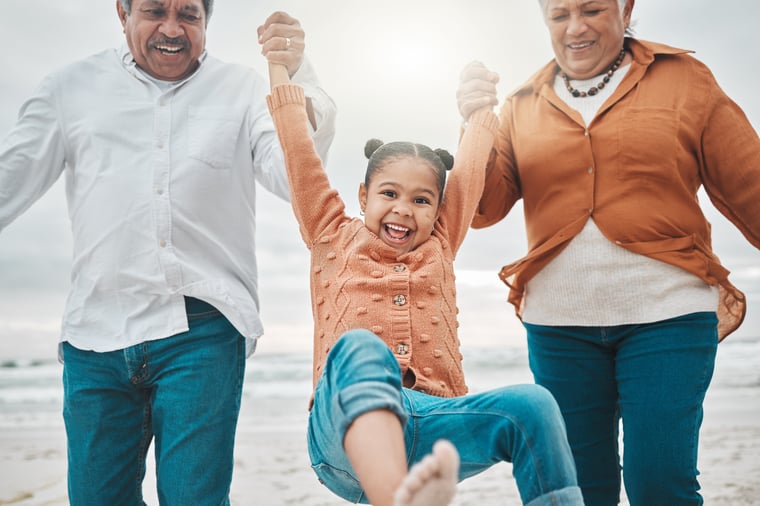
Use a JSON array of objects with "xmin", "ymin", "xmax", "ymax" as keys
[{"xmin": 358, "ymin": 156, "xmax": 441, "ymax": 256}]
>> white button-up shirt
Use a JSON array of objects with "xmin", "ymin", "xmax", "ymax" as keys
[{"xmin": 0, "ymin": 45, "xmax": 336, "ymax": 353}]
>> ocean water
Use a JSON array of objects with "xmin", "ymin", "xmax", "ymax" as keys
[{"xmin": 1, "ymin": 338, "xmax": 758, "ymax": 430}]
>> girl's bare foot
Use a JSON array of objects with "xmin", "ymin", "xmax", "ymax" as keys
[{"xmin": 393, "ymin": 440, "xmax": 459, "ymax": 506}]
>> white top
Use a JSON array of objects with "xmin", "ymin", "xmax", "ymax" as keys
[
  {"xmin": 521, "ymin": 63, "xmax": 718, "ymax": 326},
  {"xmin": 0, "ymin": 45, "xmax": 337, "ymax": 353}
]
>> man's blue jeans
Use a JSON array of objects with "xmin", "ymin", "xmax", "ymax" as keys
[
  {"xmin": 307, "ymin": 329, "xmax": 584, "ymax": 505},
  {"xmin": 61, "ymin": 298, "xmax": 246, "ymax": 506},
  {"xmin": 525, "ymin": 311, "xmax": 719, "ymax": 506}
]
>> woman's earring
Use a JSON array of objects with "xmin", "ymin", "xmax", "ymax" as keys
[{"xmin": 360, "ymin": 209, "xmax": 365, "ymax": 216}]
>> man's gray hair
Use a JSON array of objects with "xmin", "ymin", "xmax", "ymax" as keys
[{"xmin": 118, "ymin": 0, "xmax": 214, "ymax": 20}]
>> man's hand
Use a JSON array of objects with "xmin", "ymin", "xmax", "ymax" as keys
[
  {"xmin": 258, "ymin": 11, "xmax": 305, "ymax": 79},
  {"xmin": 456, "ymin": 61, "xmax": 500, "ymax": 123}
]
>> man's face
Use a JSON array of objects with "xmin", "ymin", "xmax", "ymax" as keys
[{"xmin": 117, "ymin": 0, "xmax": 207, "ymax": 81}]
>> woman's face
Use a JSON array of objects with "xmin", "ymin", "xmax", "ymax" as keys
[{"xmin": 542, "ymin": 0, "xmax": 633, "ymax": 79}]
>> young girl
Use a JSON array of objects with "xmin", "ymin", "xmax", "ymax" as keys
[{"xmin": 265, "ymin": 64, "xmax": 584, "ymax": 506}]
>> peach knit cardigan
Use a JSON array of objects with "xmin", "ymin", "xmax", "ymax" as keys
[{"xmin": 268, "ymin": 85, "xmax": 498, "ymax": 398}]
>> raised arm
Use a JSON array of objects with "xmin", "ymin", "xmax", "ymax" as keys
[
  {"xmin": 454, "ymin": 61, "xmax": 521, "ymax": 230},
  {"xmin": 264, "ymin": 63, "xmax": 346, "ymax": 247},
  {"xmin": 257, "ymin": 11, "xmax": 336, "ymax": 145},
  {"xmin": 438, "ymin": 108, "xmax": 499, "ymax": 254}
]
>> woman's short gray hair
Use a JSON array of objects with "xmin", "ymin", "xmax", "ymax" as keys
[
  {"xmin": 538, "ymin": 0, "xmax": 627, "ymax": 9},
  {"xmin": 118, "ymin": 0, "xmax": 214, "ymax": 21},
  {"xmin": 537, "ymin": 0, "xmax": 633, "ymax": 35}
]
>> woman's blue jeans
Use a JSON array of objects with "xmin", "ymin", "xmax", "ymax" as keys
[
  {"xmin": 61, "ymin": 298, "xmax": 246, "ymax": 506},
  {"xmin": 524, "ymin": 311, "xmax": 719, "ymax": 506},
  {"xmin": 307, "ymin": 329, "xmax": 583, "ymax": 505}
]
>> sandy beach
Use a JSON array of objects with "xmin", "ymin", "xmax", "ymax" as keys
[{"xmin": 1, "ymin": 341, "xmax": 758, "ymax": 506}]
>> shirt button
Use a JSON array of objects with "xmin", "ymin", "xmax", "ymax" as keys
[
  {"xmin": 156, "ymin": 188, "xmax": 164, "ymax": 195},
  {"xmin": 394, "ymin": 265, "xmax": 406, "ymax": 272},
  {"xmin": 393, "ymin": 294, "xmax": 407, "ymax": 306},
  {"xmin": 159, "ymin": 240, "xmax": 167, "ymax": 248}
]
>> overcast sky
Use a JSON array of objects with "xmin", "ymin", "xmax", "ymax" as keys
[{"xmin": 1, "ymin": 0, "xmax": 758, "ymax": 358}]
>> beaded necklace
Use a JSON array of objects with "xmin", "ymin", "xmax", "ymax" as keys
[{"xmin": 560, "ymin": 47, "xmax": 626, "ymax": 98}]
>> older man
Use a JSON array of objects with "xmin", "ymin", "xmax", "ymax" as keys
[{"xmin": 0, "ymin": 0, "xmax": 336, "ymax": 503}]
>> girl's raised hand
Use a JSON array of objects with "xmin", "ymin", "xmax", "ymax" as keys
[{"xmin": 257, "ymin": 11, "xmax": 302, "ymax": 89}]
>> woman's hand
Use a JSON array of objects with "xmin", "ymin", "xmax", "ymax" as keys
[{"xmin": 456, "ymin": 61, "xmax": 500, "ymax": 123}]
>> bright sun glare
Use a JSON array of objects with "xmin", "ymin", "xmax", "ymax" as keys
[{"xmin": 354, "ymin": 6, "xmax": 471, "ymax": 91}]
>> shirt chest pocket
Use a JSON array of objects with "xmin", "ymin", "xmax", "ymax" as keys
[
  {"xmin": 616, "ymin": 107, "xmax": 680, "ymax": 183},
  {"xmin": 187, "ymin": 107, "xmax": 244, "ymax": 170}
]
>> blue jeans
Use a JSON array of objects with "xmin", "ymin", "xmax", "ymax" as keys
[
  {"xmin": 307, "ymin": 329, "xmax": 583, "ymax": 506},
  {"xmin": 524, "ymin": 312, "xmax": 719, "ymax": 506},
  {"xmin": 61, "ymin": 298, "xmax": 246, "ymax": 506}
]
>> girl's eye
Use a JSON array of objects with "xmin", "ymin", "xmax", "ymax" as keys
[
  {"xmin": 381, "ymin": 190, "xmax": 396, "ymax": 198},
  {"xmin": 414, "ymin": 197, "xmax": 431, "ymax": 205}
]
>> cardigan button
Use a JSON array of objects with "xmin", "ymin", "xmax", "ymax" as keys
[
  {"xmin": 394, "ymin": 264, "xmax": 406, "ymax": 272},
  {"xmin": 396, "ymin": 343, "xmax": 409, "ymax": 355},
  {"xmin": 393, "ymin": 294, "xmax": 407, "ymax": 306}
]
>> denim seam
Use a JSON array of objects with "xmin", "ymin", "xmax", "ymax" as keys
[
  {"xmin": 187, "ymin": 309, "xmax": 221, "ymax": 321},
  {"xmin": 413, "ymin": 408, "xmax": 552, "ymax": 503},
  {"xmin": 135, "ymin": 401, "xmax": 152, "ymax": 502}
]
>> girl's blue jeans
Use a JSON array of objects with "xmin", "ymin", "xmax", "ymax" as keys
[
  {"xmin": 61, "ymin": 298, "xmax": 246, "ymax": 506},
  {"xmin": 307, "ymin": 329, "xmax": 584, "ymax": 505},
  {"xmin": 524, "ymin": 311, "xmax": 719, "ymax": 506}
]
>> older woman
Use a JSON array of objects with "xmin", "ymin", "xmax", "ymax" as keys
[{"xmin": 457, "ymin": 0, "xmax": 760, "ymax": 505}]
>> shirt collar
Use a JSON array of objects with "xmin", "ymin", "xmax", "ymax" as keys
[{"xmin": 512, "ymin": 37, "xmax": 693, "ymax": 98}]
